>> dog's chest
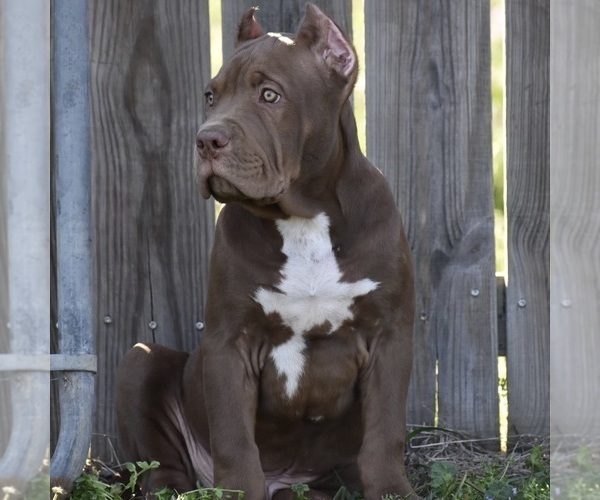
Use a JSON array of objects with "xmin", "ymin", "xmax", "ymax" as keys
[{"xmin": 254, "ymin": 213, "xmax": 378, "ymax": 399}]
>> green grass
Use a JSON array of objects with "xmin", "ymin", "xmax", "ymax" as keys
[
  {"xmin": 419, "ymin": 447, "xmax": 549, "ymax": 499},
  {"xmin": 54, "ymin": 461, "xmax": 160, "ymax": 500},
  {"xmin": 552, "ymin": 443, "xmax": 600, "ymax": 499},
  {"xmin": 66, "ymin": 434, "xmax": 550, "ymax": 500},
  {"xmin": 405, "ymin": 429, "xmax": 549, "ymax": 499}
]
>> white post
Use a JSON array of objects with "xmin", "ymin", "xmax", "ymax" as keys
[{"xmin": 0, "ymin": 0, "xmax": 51, "ymax": 493}]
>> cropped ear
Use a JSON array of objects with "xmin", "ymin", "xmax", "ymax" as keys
[
  {"xmin": 296, "ymin": 3, "xmax": 357, "ymax": 85},
  {"xmin": 236, "ymin": 6, "xmax": 265, "ymax": 46}
]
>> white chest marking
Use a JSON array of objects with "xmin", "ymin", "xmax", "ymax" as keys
[{"xmin": 254, "ymin": 213, "xmax": 379, "ymax": 398}]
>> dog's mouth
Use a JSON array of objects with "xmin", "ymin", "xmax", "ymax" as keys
[
  {"xmin": 196, "ymin": 155, "xmax": 287, "ymax": 206},
  {"xmin": 206, "ymin": 176, "xmax": 280, "ymax": 205},
  {"xmin": 205, "ymin": 175, "xmax": 247, "ymax": 202},
  {"xmin": 207, "ymin": 177, "xmax": 284, "ymax": 208}
]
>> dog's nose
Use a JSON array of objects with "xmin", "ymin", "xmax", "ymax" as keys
[{"xmin": 196, "ymin": 127, "xmax": 230, "ymax": 158}]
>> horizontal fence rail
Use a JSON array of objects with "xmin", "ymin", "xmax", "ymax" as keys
[{"xmin": 0, "ymin": 355, "xmax": 96, "ymax": 373}]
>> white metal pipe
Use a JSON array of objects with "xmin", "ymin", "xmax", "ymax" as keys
[{"xmin": 0, "ymin": 0, "xmax": 51, "ymax": 492}]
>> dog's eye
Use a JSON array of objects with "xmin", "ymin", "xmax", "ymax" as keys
[
  {"xmin": 205, "ymin": 91, "xmax": 214, "ymax": 107},
  {"xmin": 261, "ymin": 88, "xmax": 280, "ymax": 104}
]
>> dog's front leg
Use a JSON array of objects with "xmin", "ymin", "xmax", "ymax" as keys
[
  {"xmin": 185, "ymin": 344, "xmax": 265, "ymax": 499},
  {"xmin": 357, "ymin": 330, "xmax": 416, "ymax": 500}
]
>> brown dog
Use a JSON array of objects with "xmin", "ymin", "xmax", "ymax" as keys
[{"xmin": 117, "ymin": 4, "xmax": 416, "ymax": 499}]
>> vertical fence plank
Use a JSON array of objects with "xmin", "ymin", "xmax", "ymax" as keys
[
  {"xmin": 221, "ymin": 1, "xmax": 352, "ymax": 60},
  {"xmin": 550, "ymin": 0, "xmax": 600, "ymax": 444},
  {"xmin": 506, "ymin": 0, "xmax": 550, "ymax": 444},
  {"xmin": 366, "ymin": 0, "xmax": 498, "ymax": 442},
  {"xmin": 90, "ymin": 0, "xmax": 213, "ymax": 460},
  {"xmin": 366, "ymin": 0, "xmax": 435, "ymax": 428}
]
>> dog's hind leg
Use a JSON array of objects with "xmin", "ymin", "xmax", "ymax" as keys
[{"xmin": 116, "ymin": 343, "xmax": 199, "ymax": 494}]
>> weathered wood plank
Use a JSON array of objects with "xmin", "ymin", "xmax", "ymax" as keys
[
  {"xmin": 90, "ymin": 0, "xmax": 213, "ymax": 460},
  {"xmin": 505, "ymin": 0, "xmax": 550, "ymax": 443},
  {"xmin": 550, "ymin": 0, "xmax": 600, "ymax": 444},
  {"xmin": 221, "ymin": 0, "xmax": 352, "ymax": 60},
  {"xmin": 365, "ymin": 0, "xmax": 435, "ymax": 429},
  {"xmin": 366, "ymin": 0, "xmax": 498, "ymax": 442}
]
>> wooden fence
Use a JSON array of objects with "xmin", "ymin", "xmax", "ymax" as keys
[{"xmin": 49, "ymin": 0, "xmax": 550, "ymax": 463}]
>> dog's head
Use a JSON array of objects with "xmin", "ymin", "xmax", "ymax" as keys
[{"xmin": 194, "ymin": 3, "xmax": 358, "ymax": 216}]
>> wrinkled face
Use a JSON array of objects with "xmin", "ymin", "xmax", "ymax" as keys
[{"xmin": 195, "ymin": 33, "xmax": 336, "ymax": 206}]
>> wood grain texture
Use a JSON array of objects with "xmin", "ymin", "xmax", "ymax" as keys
[
  {"xmin": 505, "ymin": 0, "xmax": 550, "ymax": 443},
  {"xmin": 90, "ymin": 0, "xmax": 213, "ymax": 460},
  {"xmin": 366, "ymin": 0, "xmax": 499, "ymax": 442},
  {"xmin": 550, "ymin": 0, "xmax": 600, "ymax": 441},
  {"xmin": 221, "ymin": 0, "xmax": 352, "ymax": 60}
]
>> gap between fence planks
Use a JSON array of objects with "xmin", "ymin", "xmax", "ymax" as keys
[{"xmin": 89, "ymin": 0, "xmax": 214, "ymax": 460}]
